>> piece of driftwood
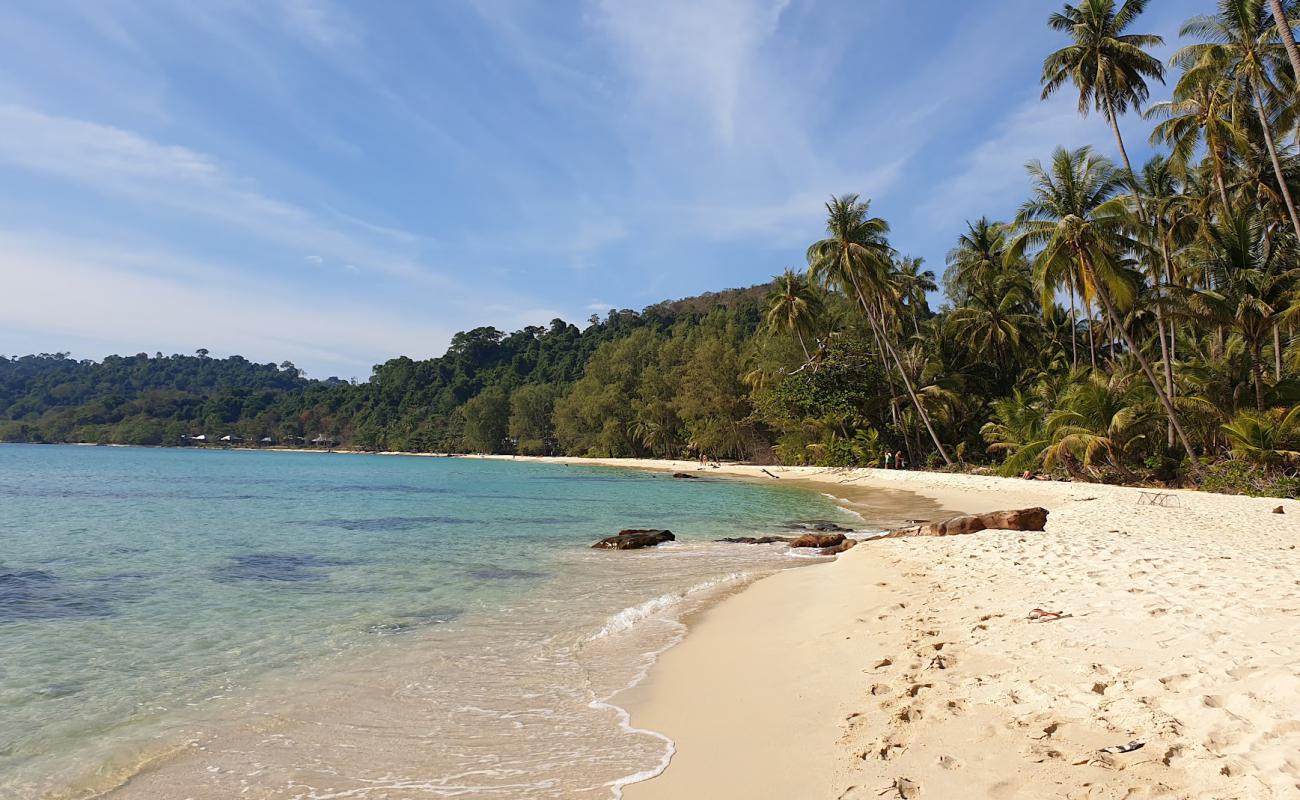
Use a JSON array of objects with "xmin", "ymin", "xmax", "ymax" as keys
[{"xmin": 877, "ymin": 507, "xmax": 1049, "ymax": 539}]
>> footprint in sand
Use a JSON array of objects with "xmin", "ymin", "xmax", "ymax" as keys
[{"xmin": 937, "ymin": 754, "xmax": 962, "ymax": 770}]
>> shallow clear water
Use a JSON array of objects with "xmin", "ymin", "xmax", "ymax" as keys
[{"xmin": 0, "ymin": 445, "xmax": 864, "ymax": 799}]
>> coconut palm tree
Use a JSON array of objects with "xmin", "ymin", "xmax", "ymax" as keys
[
  {"xmin": 1043, "ymin": 371, "xmax": 1153, "ymax": 480},
  {"xmin": 764, "ymin": 269, "xmax": 824, "ymax": 362},
  {"xmin": 1220, "ymin": 405, "xmax": 1300, "ymax": 463},
  {"xmin": 1144, "ymin": 68, "xmax": 1241, "ymax": 211},
  {"xmin": 1174, "ymin": 213, "xmax": 1300, "ymax": 409},
  {"xmin": 1042, "ymin": 0, "xmax": 1165, "ymax": 221},
  {"xmin": 807, "ymin": 195, "xmax": 954, "ymax": 465},
  {"xmin": 1010, "ymin": 146, "xmax": 1204, "ymax": 472},
  {"xmin": 1267, "ymin": 0, "xmax": 1300, "ymax": 86},
  {"xmin": 892, "ymin": 257, "xmax": 937, "ymax": 336},
  {"xmin": 1177, "ymin": 0, "xmax": 1300, "ymax": 240}
]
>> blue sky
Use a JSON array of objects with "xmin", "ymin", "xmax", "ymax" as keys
[{"xmin": 0, "ymin": 0, "xmax": 1194, "ymax": 379}]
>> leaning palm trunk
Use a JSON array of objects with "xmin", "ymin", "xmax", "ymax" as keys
[
  {"xmin": 1082, "ymin": 257, "xmax": 1204, "ymax": 477},
  {"xmin": 1270, "ymin": 0, "xmax": 1300, "ymax": 95},
  {"xmin": 1275, "ymin": 324, "xmax": 1283, "ymax": 380},
  {"xmin": 1252, "ymin": 81, "xmax": 1300, "ymax": 241},
  {"xmin": 842, "ymin": 269, "xmax": 953, "ymax": 466},
  {"xmin": 1108, "ymin": 95, "xmax": 1180, "ymax": 431}
]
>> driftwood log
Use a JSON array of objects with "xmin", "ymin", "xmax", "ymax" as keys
[{"xmin": 879, "ymin": 507, "xmax": 1049, "ymax": 539}]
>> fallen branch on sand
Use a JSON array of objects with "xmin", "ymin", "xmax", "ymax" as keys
[{"xmin": 876, "ymin": 507, "xmax": 1049, "ymax": 539}]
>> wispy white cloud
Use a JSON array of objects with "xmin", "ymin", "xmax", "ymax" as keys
[
  {"xmin": 919, "ymin": 93, "xmax": 1117, "ymax": 233},
  {"xmin": 591, "ymin": 0, "xmax": 789, "ymax": 146},
  {"xmin": 0, "ymin": 103, "xmax": 443, "ymax": 286},
  {"xmin": 279, "ymin": 0, "xmax": 357, "ymax": 49},
  {"xmin": 0, "ymin": 231, "xmax": 452, "ymax": 378}
]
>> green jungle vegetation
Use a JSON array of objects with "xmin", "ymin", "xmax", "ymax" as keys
[{"xmin": 3, "ymin": 0, "xmax": 1299, "ymax": 496}]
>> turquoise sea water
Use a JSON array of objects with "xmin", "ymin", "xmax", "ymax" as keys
[{"xmin": 0, "ymin": 445, "xmax": 862, "ymax": 799}]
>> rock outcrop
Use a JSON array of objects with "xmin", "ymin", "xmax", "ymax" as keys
[
  {"xmin": 671, "ymin": 472, "xmax": 700, "ymax": 480},
  {"xmin": 716, "ymin": 535, "xmax": 794, "ymax": 544},
  {"xmin": 592, "ymin": 529, "xmax": 676, "ymax": 549},
  {"xmin": 880, "ymin": 507, "xmax": 1049, "ymax": 539}
]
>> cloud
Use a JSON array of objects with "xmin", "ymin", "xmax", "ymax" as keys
[
  {"xmin": 0, "ymin": 231, "xmax": 450, "ymax": 378},
  {"xmin": 0, "ymin": 103, "xmax": 443, "ymax": 286},
  {"xmin": 920, "ymin": 93, "xmax": 1117, "ymax": 231},
  {"xmin": 304, "ymin": 254, "xmax": 323, "ymax": 264},
  {"xmin": 590, "ymin": 0, "xmax": 790, "ymax": 146},
  {"xmin": 279, "ymin": 0, "xmax": 357, "ymax": 49}
]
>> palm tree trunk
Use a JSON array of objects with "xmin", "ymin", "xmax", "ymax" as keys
[
  {"xmin": 1211, "ymin": 141, "xmax": 1232, "ymax": 213},
  {"xmin": 1157, "ymin": 234, "xmax": 1178, "ymax": 448},
  {"xmin": 1086, "ymin": 300, "xmax": 1098, "ymax": 370},
  {"xmin": 1068, "ymin": 279, "xmax": 1079, "ymax": 369},
  {"xmin": 1270, "ymin": 0, "xmax": 1300, "ymax": 92},
  {"xmin": 1252, "ymin": 81, "xmax": 1300, "ymax": 241},
  {"xmin": 1274, "ymin": 324, "xmax": 1283, "ymax": 380},
  {"xmin": 841, "ymin": 267, "xmax": 952, "ymax": 465},
  {"xmin": 866, "ymin": 310, "xmax": 953, "ymax": 467},
  {"xmin": 1106, "ymin": 104, "xmax": 1149, "ymax": 223},
  {"xmin": 1252, "ymin": 343, "xmax": 1266, "ymax": 411},
  {"xmin": 795, "ymin": 329, "xmax": 811, "ymax": 362},
  {"xmin": 1084, "ymin": 258, "xmax": 1204, "ymax": 478}
]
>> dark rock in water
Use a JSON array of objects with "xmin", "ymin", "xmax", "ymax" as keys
[
  {"xmin": 466, "ymin": 567, "xmax": 546, "ymax": 581},
  {"xmin": 211, "ymin": 553, "xmax": 351, "ymax": 583},
  {"xmin": 782, "ymin": 520, "xmax": 855, "ymax": 533},
  {"xmin": 716, "ymin": 535, "xmax": 795, "ymax": 544},
  {"xmin": 820, "ymin": 538, "xmax": 858, "ymax": 555},
  {"xmin": 0, "ymin": 569, "xmax": 116, "ymax": 621},
  {"xmin": 671, "ymin": 472, "xmax": 700, "ymax": 480},
  {"xmin": 789, "ymin": 532, "xmax": 847, "ymax": 549},
  {"xmin": 592, "ymin": 529, "xmax": 675, "ymax": 550}
]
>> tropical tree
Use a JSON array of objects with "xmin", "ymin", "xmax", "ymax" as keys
[
  {"xmin": 1042, "ymin": 0, "xmax": 1166, "ymax": 220},
  {"xmin": 1267, "ymin": 0, "xmax": 1300, "ymax": 85},
  {"xmin": 1042, "ymin": 371, "xmax": 1153, "ymax": 479},
  {"xmin": 807, "ymin": 195, "xmax": 954, "ymax": 465},
  {"xmin": 1174, "ymin": 213, "xmax": 1299, "ymax": 409},
  {"xmin": 1176, "ymin": 0, "xmax": 1300, "ymax": 239},
  {"xmin": 1144, "ymin": 67, "xmax": 1241, "ymax": 211},
  {"xmin": 891, "ymin": 256, "xmax": 937, "ymax": 335},
  {"xmin": 1010, "ymin": 146, "xmax": 1205, "ymax": 471},
  {"xmin": 763, "ymin": 269, "xmax": 823, "ymax": 361},
  {"xmin": 1220, "ymin": 405, "xmax": 1300, "ymax": 463}
]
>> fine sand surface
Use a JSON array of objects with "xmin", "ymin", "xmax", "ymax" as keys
[{"xmin": 482, "ymin": 457, "xmax": 1300, "ymax": 799}]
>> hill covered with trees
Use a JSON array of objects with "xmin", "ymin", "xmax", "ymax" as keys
[{"xmin": 4, "ymin": 1, "xmax": 1300, "ymax": 497}]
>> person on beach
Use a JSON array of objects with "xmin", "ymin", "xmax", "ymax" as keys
[
  {"xmin": 895, "ymin": 450, "xmax": 906, "ymax": 470},
  {"xmin": 883, "ymin": 451, "xmax": 893, "ymax": 469}
]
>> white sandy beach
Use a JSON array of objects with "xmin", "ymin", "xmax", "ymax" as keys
[{"xmin": 484, "ymin": 457, "xmax": 1300, "ymax": 800}]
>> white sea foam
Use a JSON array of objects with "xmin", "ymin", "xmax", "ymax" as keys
[{"xmin": 589, "ymin": 572, "xmax": 749, "ymax": 640}]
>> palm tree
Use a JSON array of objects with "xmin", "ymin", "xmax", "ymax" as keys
[
  {"xmin": 1144, "ymin": 68, "xmax": 1241, "ymax": 211},
  {"xmin": 1174, "ymin": 213, "xmax": 1299, "ymax": 409},
  {"xmin": 1010, "ymin": 146, "xmax": 1205, "ymax": 473},
  {"xmin": 1042, "ymin": 0, "xmax": 1165, "ymax": 221},
  {"xmin": 807, "ymin": 195, "xmax": 954, "ymax": 465},
  {"xmin": 892, "ymin": 257, "xmax": 937, "ymax": 336},
  {"xmin": 764, "ymin": 269, "xmax": 823, "ymax": 362},
  {"xmin": 1043, "ymin": 371, "xmax": 1153, "ymax": 480},
  {"xmin": 1220, "ymin": 405, "xmax": 1300, "ymax": 464},
  {"xmin": 1177, "ymin": 0, "xmax": 1300, "ymax": 240},
  {"xmin": 1267, "ymin": 0, "xmax": 1300, "ymax": 86}
]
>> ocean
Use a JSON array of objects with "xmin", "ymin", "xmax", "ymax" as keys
[{"xmin": 0, "ymin": 444, "xmax": 866, "ymax": 799}]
